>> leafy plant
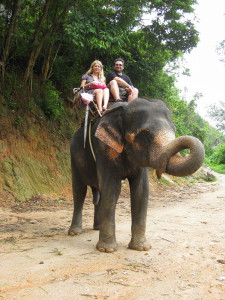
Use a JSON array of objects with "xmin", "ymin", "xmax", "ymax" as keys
[
  {"xmin": 14, "ymin": 116, "xmax": 23, "ymax": 128},
  {"xmin": 38, "ymin": 81, "xmax": 64, "ymax": 119},
  {"xmin": 208, "ymin": 143, "xmax": 225, "ymax": 165},
  {"xmin": 208, "ymin": 164, "xmax": 225, "ymax": 174},
  {"xmin": 50, "ymin": 248, "xmax": 63, "ymax": 255}
]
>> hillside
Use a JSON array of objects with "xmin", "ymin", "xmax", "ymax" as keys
[{"xmin": 0, "ymin": 92, "xmax": 76, "ymax": 201}]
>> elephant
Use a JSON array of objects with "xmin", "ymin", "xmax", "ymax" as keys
[{"xmin": 68, "ymin": 97, "xmax": 205, "ymax": 253}]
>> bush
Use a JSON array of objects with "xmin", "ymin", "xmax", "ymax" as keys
[
  {"xmin": 209, "ymin": 143, "xmax": 225, "ymax": 164},
  {"xmin": 208, "ymin": 164, "xmax": 225, "ymax": 174},
  {"xmin": 37, "ymin": 81, "xmax": 64, "ymax": 119}
]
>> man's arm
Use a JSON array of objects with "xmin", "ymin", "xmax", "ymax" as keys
[
  {"xmin": 107, "ymin": 71, "xmax": 132, "ymax": 88},
  {"xmin": 106, "ymin": 71, "xmax": 117, "ymax": 85}
]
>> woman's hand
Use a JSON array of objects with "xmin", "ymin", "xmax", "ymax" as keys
[{"xmin": 89, "ymin": 80, "xmax": 99, "ymax": 87}]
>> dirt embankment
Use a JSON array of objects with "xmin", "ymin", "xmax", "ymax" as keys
[
  {"xmin": 0, "ymin": 95, "xmax": 75, "ymax": 201},
  {"xmin": 0, "ymin": 173, "xmax": 224, "ymax": 300}
]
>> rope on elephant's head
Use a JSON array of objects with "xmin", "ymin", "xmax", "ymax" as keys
[{"xmin": 89, "ymin": 121, "xmax": 96, "ymax": 162}]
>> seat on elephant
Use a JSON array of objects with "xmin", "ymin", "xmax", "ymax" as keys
[
  {"xmin": 73, "ymin": 87, "xmax": 127, "ymax": 111},
  {"xmin": 107, "ymin": 95, "xmax": 128, "ymax": 108}
]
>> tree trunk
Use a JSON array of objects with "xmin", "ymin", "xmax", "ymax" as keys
[
  {"xmin": 24, "ymin": 0, "xmax": 74, "ymax": 87},
  {"xmin": 23, "ymin": 0, "xmax": 53, "ymax": 86},
  {"xmin": 41, "ymin": 41, "xmax": 54, "ymax": 81},
  {"xmin": 42, "ymin": 34, "xmax": 64, "ymax": 81},
  {"xmin": 0, "ymin": 0, "xmax": 22, "ymax": 80}
]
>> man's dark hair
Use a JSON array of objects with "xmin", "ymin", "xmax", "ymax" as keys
[{"xmin": 114, "ymin": 58, "xmax": 124, "ymax": 65}]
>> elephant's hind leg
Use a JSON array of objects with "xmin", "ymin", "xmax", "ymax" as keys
[
  {"xmin": 91, "ymin": 186, "xmax": 101, "ymax": 230},
  {"xmin": 68, "ymin": 182, "xmax": 87, "ymax": 236}
]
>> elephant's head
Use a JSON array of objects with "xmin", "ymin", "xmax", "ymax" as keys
[{"xmin": 95, "ymin": 98, "xmax": 205, "ymax": 178}]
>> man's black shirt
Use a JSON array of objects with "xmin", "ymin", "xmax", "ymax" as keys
[{"xmin": 106, "ymin": 71, "xmax": 133, "ymax": 87}]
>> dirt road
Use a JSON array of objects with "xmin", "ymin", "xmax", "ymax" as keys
[{"xmin": 0, "ymin": 174, "xmax": 225, "ymax": 300}]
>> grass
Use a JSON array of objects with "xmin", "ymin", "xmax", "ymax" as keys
[
  {"xmin": 207, "ymin": 164, "xmax": 225, "ymax": 174},
  {"xmin": 160, "ymin": 177, "xmax": 170, "ymax": 184},
  {"xmin": 203, "ymin": 176, "xmax": 217, "ymax": 182},
  {"xmin": 50, "ymin": 248, "xmax": 63, "ymax": 255}
]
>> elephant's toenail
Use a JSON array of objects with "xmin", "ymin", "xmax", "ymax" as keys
[
  {"xmin": 106, "ymin": 248, "xmax": 114, "ymax": 253},
  {"xmin": 98, "ymin": 247, "xmax": 106, "ymax": 252}
]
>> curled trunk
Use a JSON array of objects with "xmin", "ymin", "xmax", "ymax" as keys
[{"xmin": 156, "ymin": 136, "xmax": 205, "ymax": 179}]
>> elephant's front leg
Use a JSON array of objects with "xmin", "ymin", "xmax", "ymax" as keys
[
  {"xmin": 128, "ymin": 168, "xmax": 151, "ymax": 251},
  {"xmin": 68, "ymin": 163, "xmax": 87, "ymax": 236},
  {"xmin": 96, "ymin": 176, "xmax": 121, "ymax": 253}
]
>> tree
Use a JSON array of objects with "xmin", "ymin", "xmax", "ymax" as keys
[
  {"xmin": 216, "ymin": 40, "xmax": 225, "ymax": 64},
  {"xmin": 23, "ymin": 0, "xmax": 75, "ymax": 88},
  {"xmin": 208, "ymin": 101, "xmax": 225, "ymax": 134},
  {"xmin": 0, "ymin": 0, "xmax": 199, "ymax": 93},
  {"xmin": 0, "ymin": 0, "xmax": 22, "ymax": 80}
]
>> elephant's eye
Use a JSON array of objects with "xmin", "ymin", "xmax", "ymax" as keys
[{"xmin": 134, "ymin": 128, "xmax": 152, "ymax": 144}]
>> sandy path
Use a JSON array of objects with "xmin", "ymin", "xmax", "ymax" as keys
[{"xmin": 0, "ymin": 175, "xmax": 225, "ymax": 300}]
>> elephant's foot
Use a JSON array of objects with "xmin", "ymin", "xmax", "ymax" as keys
[
  {"xmin": 68, "ymin": 225, "xmax": 82, "ymax": 236},
  {"xmin": 96, "ymin": 239, "xmax": 118, "ymax": 253},
  {"xmin": 93, "ymin": 223, "xmax": 100, "ymax": 230},
  {"xmin": 128, "ymin": 238, "xmax": 152, "ymax": 251}
]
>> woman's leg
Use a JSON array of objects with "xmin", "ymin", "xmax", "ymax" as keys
[
  {"xmin": 103, "ymin": 88, "xmax": 109, "ymax": 110},
  {"xmin": 93, "ymin": 89, "xmax": 103, "ymax": 112}
]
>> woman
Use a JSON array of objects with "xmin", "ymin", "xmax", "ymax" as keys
[{"xmin": 80, "ymin": 60, "xmax": 109, "ymax": 113}]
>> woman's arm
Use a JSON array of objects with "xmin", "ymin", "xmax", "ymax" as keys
[{"xmin": 80, "ymin": 80, "xmax": 94, "ymax": 89}]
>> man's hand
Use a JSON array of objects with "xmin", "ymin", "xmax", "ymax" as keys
[{"xmin": 125, "ymin": 86, "xmax": 133, "ymax": 95}]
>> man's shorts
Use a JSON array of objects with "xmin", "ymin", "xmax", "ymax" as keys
[
  {"xmin": 107, "ymin": 84, "xmax": 129, "ymax": 100},
  {"xmin": 119, "ymin": 87, "xmax": 129, "ymax": 98}
]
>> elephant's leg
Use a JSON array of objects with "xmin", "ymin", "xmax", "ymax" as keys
[
  {"xmin": 96, "ymin": 176, "xmax": 121, "ymax": 253},
  {"xmin": 91, "ymin": 186, "xmax": 101, "ymax": 230},
  {"xmin": 91, "ymin": 187, "xmax": 100, "ymax": 205},
  {"xmin": 68, "ymin": 177, "xmax": 87, "ymax": 236},
  {"xmin": 128, "ymin": 168, "xmax": 151, "ymax": 251},
  {"xmin": 93, "ymin": 195, "xmax": 102, "ymax": 230}
]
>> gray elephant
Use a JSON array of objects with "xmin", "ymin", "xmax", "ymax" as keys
[{"xmin": 69, "ymin": 98, "xmax": 205, "ymax": 252}]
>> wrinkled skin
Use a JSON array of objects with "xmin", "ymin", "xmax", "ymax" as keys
[{"xmin": 69, "ymin": 98, "xmax": 205, "ymax": 253}]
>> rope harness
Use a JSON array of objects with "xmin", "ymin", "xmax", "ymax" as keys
[{"xmin": 88, "ymin": 121, "xmax": 96, "ymax": 162}]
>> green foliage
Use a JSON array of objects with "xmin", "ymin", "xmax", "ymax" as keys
[
  {"xmin": 208, "ymin": 143, "xmax": 225, "ymax": 165},
  {"xmin": 0, "ymin": 0, "xmax": 199, "ymax": 89},
  {"xmin": 160, "ymin": 177, "xmax": 170, "ymax": 184},
  {"xmin": 14, "ymin": 116, "xmax": 23, "ymax": 128},
  {"xmin": 208, "ymin": 164, "xmax": 225, "ymax": 175},
  {"xmin": 36, "ymin": 82, "xmax": 64, "ymax": 119},
  {"xmin": 203, "ymin": 176, "xmax": 217, "ymax": 182},
  {"xmin": 1, "ymin": 72, "xmax": 20, "ymax": 110},
  {"xmin": 50, "ymin": 248, "xmax": 63, "ymax": 255},
  {"xmin": 3, "ymin": 91, "xmax": 17, "ymax": 111}
]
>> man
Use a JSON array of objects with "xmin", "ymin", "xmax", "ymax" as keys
[{"xmin": 106, "ymin": 58, "xmax": 138, "ymax": 102}]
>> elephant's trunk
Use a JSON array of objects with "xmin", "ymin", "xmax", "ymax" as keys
[{"xmin": 156, "ymin": 136, "xmax": 205, "ymax": 179}]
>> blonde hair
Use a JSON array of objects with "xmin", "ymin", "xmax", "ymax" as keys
[{"xmin": 87, "ymin": 60, "xmax": 106, "ymax": 83}]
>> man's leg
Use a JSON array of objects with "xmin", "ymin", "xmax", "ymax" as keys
[
  {"xmin": 127, "ymin": 88, "xmax": 139, "ymax": 102},
  {"xmin": 109, "ymin": 80, "xmax": 120, "ymax": 100}
]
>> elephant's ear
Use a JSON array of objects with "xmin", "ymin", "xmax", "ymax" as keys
[{"xmin": 95, "ymin": 106, "xmax": 125, "ymax": 153}]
